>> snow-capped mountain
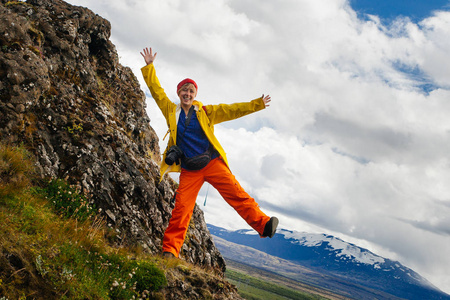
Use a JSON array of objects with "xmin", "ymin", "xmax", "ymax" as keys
[
  {"xmin": 282, "ymin": 230, "xmax": 385, "ymax": 266},
  {"xmin": 208, "ymin": 224, "xmax": 450, "ymax": 300}
]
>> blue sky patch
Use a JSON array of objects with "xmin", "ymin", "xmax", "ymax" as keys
[{"xmin": 350, "ymin": 0, "xmax": 450, "ymax": 23}]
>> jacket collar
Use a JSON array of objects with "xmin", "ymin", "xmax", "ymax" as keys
[{"xmin": 175, "ymin": 101, "xmax": 202, "ymax": 123}]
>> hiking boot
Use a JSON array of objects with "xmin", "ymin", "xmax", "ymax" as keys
[
  {"xmin": 262, "ymin": 217, "xmax": 279, "ymax": 238},
  {"xmin": 162, "ymin": 252, "xmax": 176, "ymax": 258}
]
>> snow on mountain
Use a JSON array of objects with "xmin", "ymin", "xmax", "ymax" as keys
[{"xmin": 281, "ymin": 229, "xmax": 386, "ymax": 266}]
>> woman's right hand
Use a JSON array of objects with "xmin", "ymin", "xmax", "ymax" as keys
[{"xmin": 140, "ymin": 47, "xmax": 157, "ymax": 65}]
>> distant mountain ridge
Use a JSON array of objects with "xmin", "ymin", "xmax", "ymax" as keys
[{"xmin": 208, "ymin": 224, "xmax": 450, "ymax": 300}]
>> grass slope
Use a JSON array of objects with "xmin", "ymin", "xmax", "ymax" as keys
[
  {"xmin": 225, "ymin": 259, "xmax": 350, "ymax": 300},
  {"xmin": 0, "ymin": 144, "xmax": 238, "ymax": 299},
  {"xmin": 226, "ymin": 268, "xmax": 320, "ymax": 300},
  {"xmin": 0, "ymin": 144, "xmax": 168, "ymax": 299}
]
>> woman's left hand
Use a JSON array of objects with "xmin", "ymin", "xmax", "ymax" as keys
[{"xmin": 262, "ymin": 94, "xmax": 271, "ymax": 107}]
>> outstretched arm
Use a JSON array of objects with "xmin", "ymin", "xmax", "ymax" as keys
[
  {"xmin": 203, "ymin": 95, "xmax": 269, "ymax": 125},
  {"xmin": 140, "ymin": 48, "xmax": 177, "ymax": 119},
  {"xmin": 140, "ymin": 47, "xmax": 157, "ymax": 65}
]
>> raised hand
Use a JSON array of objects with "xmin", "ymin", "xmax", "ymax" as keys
[{"xmin": 140, "ymin": 47, "xmax": 157, "ymax": 65}]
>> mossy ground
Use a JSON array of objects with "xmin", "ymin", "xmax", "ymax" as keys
[
  {"xmin": 0, "ymin": 144, "xmax": 167, "ymax": 299},
  {"xmin": 0, "ymin": 143, "xmax": 239, "ymax": 300}
]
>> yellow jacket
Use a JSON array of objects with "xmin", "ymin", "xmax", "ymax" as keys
[{"xmin": 141, "ymin": 63, "xmax": 266, "ymax": 180}]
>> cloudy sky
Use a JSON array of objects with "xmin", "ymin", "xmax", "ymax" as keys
[{"xmin": 67, "ymin": 0, "xmax": 450, "ymax": 294}]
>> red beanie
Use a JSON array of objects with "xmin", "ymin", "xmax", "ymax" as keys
[{"xmin": 177, "ymin": 78, "xmax": 198, "ymax": 94}]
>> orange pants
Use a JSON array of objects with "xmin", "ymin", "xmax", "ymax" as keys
[{"xmin": 162, "ymin": 157, "xmax": 270, "ymax": 257}]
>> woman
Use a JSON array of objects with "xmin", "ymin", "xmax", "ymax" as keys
[{"xmin": 140, "ymin": 47, "xmax": 278, "ymax": 258}]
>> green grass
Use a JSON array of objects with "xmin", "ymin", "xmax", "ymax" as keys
[
  {"xmin": 35, "ymin": 178, "xmax": 96, "ymax": 222},
  {"xmin": 226, "ymin": 268, "xmax": 322, "ymax": 300},
  {"xmin": 0, "ymin": 144, "xmax": 167, "ymax": 299}
]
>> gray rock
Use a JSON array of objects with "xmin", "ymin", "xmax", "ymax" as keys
[{"xmin": 0, "ymin": 0, "xmax": 225, "ymax": 273}]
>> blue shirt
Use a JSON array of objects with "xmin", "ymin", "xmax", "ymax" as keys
[{"xmin": 177, "ymin": 109, "xmax": 218, "ymax": 169}]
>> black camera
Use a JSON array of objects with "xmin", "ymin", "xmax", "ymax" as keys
[{"xmin": 165, "ymin": 145, "xmax": 183, "ymax": 165}]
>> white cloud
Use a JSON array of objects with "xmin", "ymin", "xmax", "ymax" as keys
[
  {"xmin": 67, "ymin": 0, "xmax": 450, "ymax": 293},
  {"xmin": 418, "ymin": 11, "xmax": 450, "ymax": 87}
]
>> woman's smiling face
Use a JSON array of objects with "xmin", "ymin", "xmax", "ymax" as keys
[{"xmin": 178, "ymin": 83, "xmax": 197, "ymax": 109}]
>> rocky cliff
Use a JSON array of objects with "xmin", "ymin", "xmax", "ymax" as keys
[{"xmin": 0, "ymin": 0, "xmax": 225, "ymax": 271}]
